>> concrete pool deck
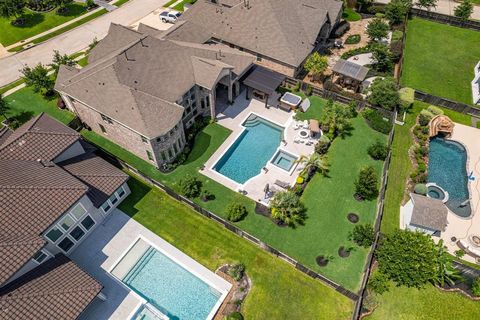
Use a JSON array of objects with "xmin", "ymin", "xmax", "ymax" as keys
[
  {"xmin": 437, "ymin": 124, "xmax": 480, "ymax": 263},
  {"xmin": 202, "ymin": 90, "xmax": 316, "ymax": 202},
  {"xmin": 71, "ymin": 210, "xmax": 231, "ymax": 320}
]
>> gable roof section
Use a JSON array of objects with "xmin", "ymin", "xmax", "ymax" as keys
[
  {"xmin": 332, "ymin": 59, "xmax": 369, "ymax": 81},
  {"xmin": 0, "ymin": 158, "xmax": 87, "ymax": 284},
  {"xmin": 0, "ymin": 254, "xmax": 102, "ymax": 320},
  {"xmin": 0, "ymin": 113, "xmax": 80, "ymax": 161},
  {"xmin": 410, "ymin": 193, "xmax": 448, "ymax": 231},
  {"xmin": 168, "ymin": 0, "xmax": 342, "ymax": 67},
  {"xmin": 59, "ymin": 151, "xmax": 129, "ymax": 207}
]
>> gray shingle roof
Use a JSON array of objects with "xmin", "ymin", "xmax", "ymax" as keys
[
  {"xmin": 166, "ymin": 0, "xmax": 343, "ymax": 67},
  {"xmin": 332, "ymin": 59, "xmax": 369, "ymax": 81},
  {"xmin": 55, "ymin": 26, "xmax": 254, "ymax": 138},
  {"xmin": 410, "ymin": 193, "xmax": 448, "ymax": 231}
]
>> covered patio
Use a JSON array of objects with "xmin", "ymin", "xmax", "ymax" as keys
[
  {"xmin": 332, "ymin": 59, "xmax": 369, "ymax": 92},
  {"xmin": 242, "ymin": 65, "xmax": 286, "ymax": 108}
]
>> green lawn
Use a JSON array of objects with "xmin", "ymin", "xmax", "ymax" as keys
[
  {"xmin": 4, "ymin": 87, "xmax": 74, "ymax": 125},
  {"xmin": 0, "ymin": 3, "xmax": 88, "ymax": 46},
  {"xmin": 83, "ymin": 97, "xmax": 386, "ymax": 291},
  {"xmin": 366, "ymin": 282, "xmax": 480, "ymax": 319},
  {"xmin": 120, "ymin": 177, "xmax": 354, "ymax": 319},
  {"xmin": 172, "ymin": 0, "xmax": 197, "ymax": 11},
  {"xmin": 401, "ymin": 18, "xmax": 480, "ymax": 104},
  {"xmin": 381, "ymin": 101, "xmax": 472, "ymax": 234},
  {"xmin": 342, "ymin": 8, "xmax": 362, "ymax": 22}
]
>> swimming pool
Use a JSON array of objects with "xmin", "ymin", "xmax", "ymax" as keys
[
  {"xmin": 213, "ymin": 114, "xmax": 283, "ymax": 184},
  {"xmin": 271, "ymin": 150, "xmax": 297, "ymax": 172},
  {"xmin": 428, "ymin": 137, "xmax": 471, "ymax": 217},
  {"xmin": 122, "ymin": 246, "xmax": 222, "ymax": 320}
]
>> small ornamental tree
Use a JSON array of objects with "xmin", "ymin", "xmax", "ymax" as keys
[
  {"xmin": 368, "ymin": 77, "xmax": 400, "ymax": 111},
  {"xmin": 376, "ymin": 229, "xmax": 440, "ymax": 288},
  {"xmin": 416, "ymin": 0, "xmax": 438, "ymax": 10},
  {"xmin": 269, "ymin": 190, "xmax": 306, "ymax": 227},
  {"xmin": 0, "ymin": 0, "xmax": 25, "ymax": 24},
  {"xmin": 371, "ymin": 43, "xmax": 393, "ymax": 72},
  {"xmin": 368, "ymin": 140, "xmax": 388, "ymax": 160},
  {"xmin": 385, "ymin": 0, "xmax": 409, "ymax": 25},
  {"xmin": 454, "ymin": 0, "xmax": 473, "ymax": 21},
  {"xmin": 355, "ymin": 166, "xmax": 379, "ymax": 200},
  {"xmin": 304, "ymin": 52, "xmax": 328, "ymax": 82},
  {"xmin": 179, "ymin": 175, "xmax": 202, "ymax": 198},
  {"xmin": 20, "ymin": 63, "xmax": 54, "ymax": 96},
  {"xmin": 226, "ymin": 202, "xmax": 248, "ymax": 222},
  {"xmin": 349, "ymin": 224, "xmax": 375, "ymax": 248},
  {"xmin": 366, "ymin": 18, "xmax": 389, "ymax": 42},
  {"xmin": 49, "ymin": 50, "xmax": 76, "ymax": 76}
]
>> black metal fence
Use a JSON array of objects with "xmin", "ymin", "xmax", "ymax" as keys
[
  {"xmin": 410, "ymin": 8, "xmax": 480, "ymax": 31},
  {"xmin": 414, "ymin": 90, "xmax": 480, "ymax": 118},
  {"xmin": 89, "ymin": 144, "xmax": 360, "ymax": 301}
]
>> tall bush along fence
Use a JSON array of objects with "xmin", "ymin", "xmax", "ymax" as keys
[
  {"xmin": 353, "ymin": 112, "xmax": 396, "ymax": 320},
  {"xmin": 414, "ymin": 90, "xmax": 480, "ymax": 118},
  {"xmin": 85, "ymin": 143, "xmax": 360, "ymax": 302},
  {"xmin": 410, "ymin": 8, "xmax": 480, "ymax": 31}
]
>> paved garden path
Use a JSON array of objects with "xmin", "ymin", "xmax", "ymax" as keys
[
  {"xmin": 0, "ymin": 0, "xmax": 168, "ymax": 88},
  {"xmin": 377, "ymin": 0, "xmax": 480, "ymax": 20}
]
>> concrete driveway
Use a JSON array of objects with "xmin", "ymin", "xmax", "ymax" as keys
[{"xmin": 0, "ymin": 0, "xmax": 168, "ymax": 87}]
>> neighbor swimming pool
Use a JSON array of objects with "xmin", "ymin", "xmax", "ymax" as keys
[
  {"xmin": 213, "ymin": 114, "xmax": 283, "ymax": 184},
  {"xmin": 428, "ymin": 136, "xmax": 471, "ymax": 217},
  {"xmin": 122, "ymin": 246, "xmax": 222, "ymax": 320}
]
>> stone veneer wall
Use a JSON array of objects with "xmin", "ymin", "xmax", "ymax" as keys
[{"xmin": 150, "ymin": 124, "xmax": 186, "ymax": 165}]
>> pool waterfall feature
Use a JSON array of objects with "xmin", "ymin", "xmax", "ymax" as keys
[{"xmin": 427, "ymin": 136, "xmax": 471, "ymax": 218}]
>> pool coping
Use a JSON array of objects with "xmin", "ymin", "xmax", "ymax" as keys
[
  {"xmin": 270, "ymin": 148, "xmax": 300, "ymax": 175},
  {"xmin": 108, "ymin": 235, "xmax": 231, "ymax": 320}
]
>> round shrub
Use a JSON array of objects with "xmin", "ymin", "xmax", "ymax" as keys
[
  {"xmin": 418, "ymin": 110, "xmax": 434, "ymax": 126},
  {"xmin": 226, "ymin": 202, "xmax": 248, "ymax": 222},
  {"xmin": 345, "ymin": 34, "xmax": 361, "ymax": 44},
  {"xmin": 391, "ymin": 30, "xmax": 404, "ymax": 42},
  {"xmin": 296, "ymin": 176, "xmax": 304, "ymax": 184},
  {"xmin": 225, "ymin": 312, "xmax": 244, "ymax": 320},
  {"xmin": 315, "ymin": 135, "xmax": 331, "ymax": 155},
  {"xmin": 368, "ymin": 140, "xmax": 388, "ymax": 160},
  {"xmin": 427, "ymin": 105, "xmax": 444, "ymax": 116},
  {"xmin": 354, "ymin": 166, "xmax": 379, "ymax": 200},
  {"xmin": 179, "ymin": 175, "xmax": 201, "ymax": 198},
  {"xmin": 349, "ymin": 224, "xmax": 375, "ymax": 248},
  {"xmin": 414, "ymin": 183, "xmax": 427, "ymax": 195}
]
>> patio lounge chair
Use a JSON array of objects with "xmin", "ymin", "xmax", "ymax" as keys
[{"xmin": 274, "ymin": 180, "xmax": 290, "ymax": 189}]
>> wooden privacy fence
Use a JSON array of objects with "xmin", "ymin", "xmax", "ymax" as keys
[
  {"xmin": 410, "ymin": 8, "xmax": 480, "ymax": 31},
  {"xmin": 89, "ymin": 145, "xmax": 360, "ymax": 302},
  {"xmin": 414, "ymin": 90, "xmax": 480, "ymax": 118}
]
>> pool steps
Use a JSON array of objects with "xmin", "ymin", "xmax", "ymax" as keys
[{"xmin": 123, "ymin": 246, "xmax": 156, "ymax": 284}]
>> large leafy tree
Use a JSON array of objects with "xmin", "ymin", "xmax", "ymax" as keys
[
  {"xmin": 49, "ymin": 50, "xmax": 76, "ymax": 76},
  {"xmin": 368, "ymin": 77, "xmax": 400, "ymax": 111},
  {"xmin": 0, "ymin": 0, "xmax": 25, "ymax": 20},
  {"xmin": 376, "ymin": 230, "xmax": 440, "ymax": 288},
  {"xmin": 304, "ymin": 52, "xmax": 328, "ymax": 82},
  {"xmin": 370, "ymin": 43, "xmax": 393, "ymax": 72},
  {"xmin": 416, "ymin": 0, "xmax": 438, "ymax": 10},
  {"xmin": 20, "ymin": 63, "xmax": 54, "ymax": 95},
  {"xmin": 385, "ymin": 0, "xmax": 409, "ymax": 25},
  {"xmin": 366, "ymin": 18, "xmax": 389, "ymax": 42},
  {"xmin": 319, "ymin": 99, "xmax": 352, "ymax": 138},
  {"xmin": 269, "ymin": 190, "xmax": 306, "ymax": 227},
  {"xmin": 0, "ymin": 94, "xmax": 10, "ymax": 122},
  {"xmin": 454, "ymin": 0, "xmax": 473, "ymax": 21}
]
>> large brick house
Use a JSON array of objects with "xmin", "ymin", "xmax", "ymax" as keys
[
  {"xmin": 0, "ymin": 113, "xmax": 129, "ymax": 319},
  {"xmin": 165, "ymin": 0, "xmax": 343, "ymax": 77}
]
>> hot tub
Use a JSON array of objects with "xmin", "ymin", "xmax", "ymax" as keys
[
  {"xmin": 426, "ymin": 183, "xmax": 449, "ymax": 203},
  {"xmin": 280, "ymin": 92, "xmax": 302, "ymax": 110},
  {"xmin": 271, "ymin": 150, "xmax": 298, "ymax": 172}
]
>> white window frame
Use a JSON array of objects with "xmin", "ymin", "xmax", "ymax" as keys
[
  {"xmin": 57, "ymin": 236, "xmax": 76, "ymax": 253},
  {"xmin": 115, "ymin": 185, "xmax": 126, "ymax": 199},
  {"xmin": 32, "ymin": 249, "xmax": 52, "ymax": 265},
  {"xmin": 101, "ymin": 200, "xmax": 112, "ymax": 213},
  {"xmin": 70, "ymin": 202, "xmax": 87, "ymax": 221}
]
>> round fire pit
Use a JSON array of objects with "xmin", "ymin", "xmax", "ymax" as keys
[
  {"xmin": 299, "ymin": 130, "xmax": 309, "ymax": 138},
  {"xmin": 347, "ymin": 213, "xmax": 359, "ymax": 223}
]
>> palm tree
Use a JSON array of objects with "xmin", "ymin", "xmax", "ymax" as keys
[
  {"xmin": 297, "ymin": 153, "xmax": 329, "ymax": 177},
  {"xmin": 0, "ymin": 94, "xmax": 10, "ymax": 123},
  {"xmin": 433, "ymin": 240, "xmax": 461, "ymax": 287},
  {"xmin": 269, "ymin": 190, "xmax": 306, "ymax": 227}
]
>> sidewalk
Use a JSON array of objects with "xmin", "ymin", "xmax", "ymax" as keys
[
  {"xmin": 376, "ymin": 0, "xmax": 480, "ymax": 20},
  {"xmin": 0, "ymin": 0, "xmax": 168, "ymax": 88}
]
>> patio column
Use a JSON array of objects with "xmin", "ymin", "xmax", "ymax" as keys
[
  {"xmin": 209, "ymin": 92, "xmax": 216, "ymax": 119},
  {"xmin": 234, "ymin": 81, "xmax": 240, "ymax": 96},
  {"xmin": 228, "ymin": 82, "xmax": 233, "ymax": 104}
]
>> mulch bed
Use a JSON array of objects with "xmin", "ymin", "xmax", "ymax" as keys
[
  {"xmin": 347, "ymin": 213, "xmax": 360, "ymax": 223},
  {"xmin": 316, "ymin": 255, "xmax": 329, "ymax": 267},
  {"xmin": 338, "ymin": 246, "xmax": 350, "ymax": 258}
]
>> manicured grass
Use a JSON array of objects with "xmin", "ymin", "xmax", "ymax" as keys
[
  {"xmin": 381, "ymin": 101, "xmax": 472, "ymax": 234},
  {"xmin": 77, "ymin": 55, "xmax": 89, "ymax": 67},
  {"xmin": 4, "ymin": 87, "xmax": 74, "ymax": 125},
  {"xmin": 401, "ymin": 18, "xmax": 480, "ymax": 105},
  {"xmin": 120, "ymin": 177, "xmax": 355, "ymax": 319},
  {"xmin": 0, "ymin": 4, "xmax": 87, "ymax": 46},
  {"xmin": 172, "ymin": 0, "xmax": 197, "ymax": 11},
  {"xmin": 0, "ymin": 79, "xmax": 25, "ymax": 95},
  {"xmin": 366, "ymin": 281, "xmax": 480, "ymax": 319},
  {"xmin": 163, "ymin": 0, "xmax": 178, "ymax": 8},
  {"xmin": 112, "ymin": 0, "xmax": 130, "ymax": 7},
  {"xmin": 83, "ymin": 97, "xmax": 386, "ymax": 291},
  {"xmin": 342, "ymin": 8, "xmax": 362, "ymax": 22}
]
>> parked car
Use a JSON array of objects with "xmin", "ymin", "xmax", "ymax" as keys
[{"xmin": 159, "ymin": 10, "xmax": 181, "ymax": 23}]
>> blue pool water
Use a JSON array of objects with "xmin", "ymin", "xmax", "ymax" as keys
[
  {"xmin": 214, "ymin": 115, "xmax": 283, "ymax": 183},
  {"xmin": 271, "ymin": 150, "xmax": 297, "ymax": 171},
  {"xmin": 123, "ymin": 247, "xmax": 221, "ymax": 320},
  {"xmin": 428, "ymin": 137, "xmax": 471, "ymax": 217}
]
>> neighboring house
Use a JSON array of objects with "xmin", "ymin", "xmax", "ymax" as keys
[
  {"xmin": 0, "ymin": 113, "xmax": 129, "ymax": 319},
  {"xmin": 165, "ymin": 0, "xmax": 343, "ymax": 77},
  {"xmin": 403, "ymin": 193, "xmax": 448, "ymax": 236},
  {"xmin": 55, "ymin": 23, "xmax": 255, "ymax": 168},
  {"xmin": 472, "ymin": 61, "xmax": 480, "ymax": 105}
]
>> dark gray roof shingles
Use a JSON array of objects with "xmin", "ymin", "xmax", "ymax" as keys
[{"xmin": 410, "ymin": 193, "xmax": 449, "ymax": 231}]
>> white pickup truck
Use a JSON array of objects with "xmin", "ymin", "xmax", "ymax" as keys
[{"xmin": 159, "ymin": 10, "xmax": 181, "ymax": 23}]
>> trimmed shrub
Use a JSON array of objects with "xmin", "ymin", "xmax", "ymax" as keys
[
  {"xmin": 226, "ymin": 202, "xmax": 248, "ymax": 222},
  {"xmin": 418, "ymin": 109, "xmax": 434, "ymax": 126},
  {"xmin": 355, "ymin": 166, "xmax": 379, "ymax": 200},
  {"xmin": 179, "ymin": 175, "xmax": 202, "ymax": 198},
  {"xmin": 399, "ymin": 87, "xmax": 414, "ymax": 111},
  {"xmin": 349, "ymin": 224, "xmax": 375, "ymax": 247},
  {"xmin": 228, "ymin": 263, "xmax": 245, "ymax": 281},
  {"xmin": 296, "ymin": 176, "xmax": 304, "ymax": 184},
  {"xmin": 427, "ymin": 105, "xmax": 444, "ymax": 116},
  {"xmin": 368, "ymin": 140, "xmax": 388, "ymax": 160},
  {"xmin": 363, "ymin": 109, "xmax": 393, "ymax": 134},
  {"xmin": 345, "ymin": 34, "xmax": 361, "ymax": 44},
  {"xmin": 391, "ymin": 30, "xmax": 404, "ymax": 41},
  {"xmin": 472, "ymin": 277, "xmax": 480, "ymax": 297},
  {"xmin": 414, "ymin": 183, "xmax": 428, "ymax": 195},
  {"xmin": 454, "ymin": 249, "xmax": 465, "ymax": 258},
  {"xmin": 315, "ymin": 135, "xmax": 331, "ymax": 155}
]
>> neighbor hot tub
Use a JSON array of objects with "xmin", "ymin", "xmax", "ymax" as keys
[{"xmin": 280, "ymin": 92, "xmax": 302, "ymax": 110}]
